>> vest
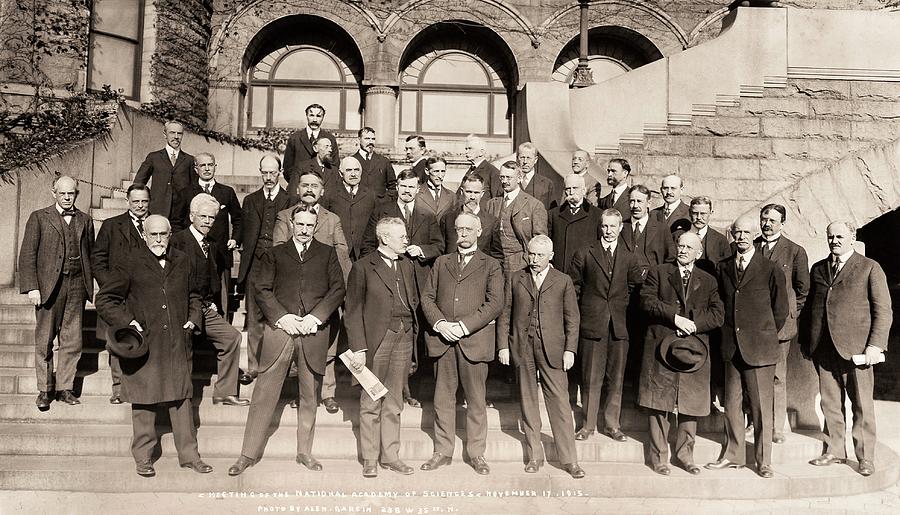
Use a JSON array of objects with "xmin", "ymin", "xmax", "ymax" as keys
[
  {"xmin": 388, "ymin": 260, "xmax": 414, "ymax": 331},
  {"xmin": 527, "ymin": 277, "xmax": 542, "ymax": 340},
  {"xmin": 62, "ymin": 216, "xmax": 82, "ymax": 276},
  {"xmin": 258, "ymin": 195, "xmax": 279, "ymax": 250},
  {"xmin": 496, "ymin": 201, "xmax": 521, "ymax": 258},
  {"xmin": 631, "ymin": 222, "xmax": 650, "ymax": 272}
]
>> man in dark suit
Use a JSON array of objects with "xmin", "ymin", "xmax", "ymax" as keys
[
  {"xmin": 498, "ymin": 235, "xmax": 584, "ymax": 478},
  {"xmin": 706, "ymin": 215, "xmax": 788, "ymax": 478},
  {"xmin": 755, "ymin": 203, "xmax": 809, "ymax": 444},
  {"xmin": 133, "ymin": 120, "xmax": 195, "ymax": 219},
  {"xmin": 598, "ymin": 158, "xmax": 632, "ymax": 222},
  {"xmin": 170, "ymin": 193, "xmax": 247, "ymax": 406},
  {"xmin": 283, "ymin": 103, "xmax": 339, "ymax": 183},
  {"xmin": 485, "ymin": 161, "xmax": 548, "ymax": 276},
  {"xmin": 420, "ymin": 213, "xmax": 504, "ymax": 475},
  {"xmin": 569, "ymin": 209, "xmax": 643, "ymax": 443},
  {"xmin": 321, "ymin": 156, "xmax": 377, "ymax": 261},
  {"xmin": 517, "ymin": 142, "xmax": 557, "ymax": 211},
  {"xmin": 549, "ymin": 174, "xmax": 601, "ymax": 274},
  {"xmin": 227, "ymin": 205, "xmax": 345, "ymax": 476},
  {"xmin": 570, "ymin": 150, "xmax": 601, "ymax": 207},
  {"xmin": 288, "ymin": 137, "xmax": 337, "ymax": 197},
  {"xmin": 18, "ymin": 175, "xmax": 94, "ymax": 410},
  {"xmin": 439, "ymin": 173, "xmax": 497, "ymax": 254},
  {"xmin": 346, "ymin": 217, "xmax": 420, "ymax": 478},
  {"xmin": 416, "ymin": 156, "xmax": 455, "ymax": 221},
  {"xmin": 461, "ymin": 134, "xmax": 503, "ymax": 198},
  {"xmin": 95, "ymin": 214, "xmax": 209, "ymax": 478},
  {"xmin": 651, "ymin": 175, "xmax": 691, "ymax": 236},
  {"xmin": 620, "ymin": 185, "xmax": 676, "ymax": 274},
  {"xmin": 405, "ymin": 135, "xmax": 428, "ymax": 183},
  {"xmin": 805, "ymin": 221, "xmax": 891, "ymax": 477},
  {"xmin": 237, "ymin": 155, "xmax": 297, "ymax": 384},
  {"xmin": 687, "ymin": 196, "xmax": 730, "ymax": 277},
  {"xmin": 92, "ymin": 184, "xmax": 151, "ymax": 404},
  {"xmin": 638, "ymin": 232, "xmax": 724, "ymax": 475},
  {"xmin": 352, "ymin": 127, "xmax": 396, "ymax": 199}
]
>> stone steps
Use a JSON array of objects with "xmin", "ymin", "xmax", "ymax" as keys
[{"xmin": 1, "ymin": 451, "xmax": 896, "ymax": 498}]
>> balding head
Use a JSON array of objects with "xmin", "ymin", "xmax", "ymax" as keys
[
  {"xmin": 676, "ymin": 231, "xmax": 703, "ymax": 266},
  {"xmin": 52, "ymin": 175, "xmax": 78, "ymax": 210},
  {"xmin": 340, "ymin": 156, "xmax": 362, "ymax": 187},
  {"xmin": 143, "ymin": 215, "xmax": 171, "ymax": 257},
  {"xmin": 563, "ymin": 174, "xmax": 587, "ymax": 207},
  {"xmin": 571, "ymin": 150, "xmax": 591, "ymax": 174},
  {"xmin": 465, "ymin": 134, "xmax": 486, "ymax": 163},
  {"xmin": 731, "ymin": 214, "xmax": 758, "ymax": 253}
]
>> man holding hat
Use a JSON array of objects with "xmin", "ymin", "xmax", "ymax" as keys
[{"xmin": 638, "ymin": 232, "xmax": 724, "ymax": 475}]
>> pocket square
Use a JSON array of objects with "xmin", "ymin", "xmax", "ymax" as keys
[{"xmin": 521, "ymin": 217, "xmax": 530, "ymax": 221}]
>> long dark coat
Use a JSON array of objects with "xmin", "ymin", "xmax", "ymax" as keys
[
  {"xmin": 638, "ymin": 263, "xmax": 724, "ymax": 416},
  {"xmin": 95, "ymin": 246, "xmax": 202, "ymax": 404}
]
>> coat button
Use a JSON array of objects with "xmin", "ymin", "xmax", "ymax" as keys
[
  {"xmin": 162, "ymin": 304, "xmax": 167, "ymax": 309},
  {"xmin": 163, "ymin": 324, "xmax": 168, "ymax": 330},
  {"xmin": 736, "ymin": 327, "xmax": 740, "ymax": 332}
]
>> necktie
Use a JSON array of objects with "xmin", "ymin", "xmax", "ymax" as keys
[
  {"xmin": 266, "ymin": 191, "xmax": 272, "ymax": 202},
  {"xmin": 682, "ymin": 268, "xmax": 691, "ymax": 294},
  {"xmin": 402, "ymin": 203, "xmax": 411, "ymax": 222},
  {"xmin": 60, "ymin": 208, "xmax": 76, "ymax": 217},
  {"xmin": 299, "ymin": 243, "xmax": 307, "ymax": 261},
  {"xmin": 200, "ymin": 238, "xmax": 210, "ymax": 258},
  {"xmin": 432, "ymin": 188, "xmax": 439, "ymax": 202},
  {"xmin": 458, "ymin": 252, "xmax": 468, "ymax": 272},
  {"xmin": 632, "ymin": 221, "xmax": 642, "ymax": 248},
  {"xmin": 169, "ymin": 152, "xmax": 177, "ymax": 167},
  {"xmin": 831, "ymin": 257, "xmax": 840, "ymax": 280},
  {"xmin": 504, "ymin": 194, "xmax": 512, "ymax": 207},
  {"xmin": 738, "ymin": 255, "xmax": 745, "ymax": 273},
  {"xmin": 604, "ymin": 245, "xmax": 614, "ymax": 270},
  {"xmin": 204, "ymin": 183, "xmax": 212, "ymax": 194},
  {"xmin": 134, "ymin": 216, "xmax": 144, "ymax": 236},
  {"xmin": 570, "ymin": 205, "xmax": 580, "ymax": 216},
  {"xmin": 158, "ymin": 254, "xmax": 167, "ymax": 268}
]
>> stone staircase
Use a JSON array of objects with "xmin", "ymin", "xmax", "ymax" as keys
[{"xmin": 1, "ymin": 284, "xmax": 898, "ymax": 497}]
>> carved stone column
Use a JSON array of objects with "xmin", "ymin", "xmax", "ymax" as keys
[
  {"xmin": 364, "ymin": 85, "xmax": 398, "ymax": 146},
  {"xmin": 571, "ymin": 0, "xmax": 594, "ymax": 88}
]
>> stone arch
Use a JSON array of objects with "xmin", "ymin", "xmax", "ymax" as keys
[
  {"xmin": 551, "ymin": 25, "xmax": 664, "ymax": 84},
  {"xmin": 384, "ymin": 0, "xmax": 536, "ymax": 44},
  {"xmin": 687, "ymin": 7, "xmax": 732, "ymax": 47}
]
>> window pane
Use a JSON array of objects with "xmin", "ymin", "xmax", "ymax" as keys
[
  {"xmin": 93, "ymin": 0, "xmax": 140, "ymax": 40},
  {"xmin": 250, "ymin": 87, "xmax": 267, "ymax": 128},
  {"xmin": 493, "ymin": 94, "xmax": 509, "ymax": 135},
  {"xmin": 272, "ymin": 88, "xmax": 341, "ymax": 129},
  {"xmin": 88, "ymin": 34, "xmax": 136, "ymax": 97},
  {"xmin": 588, "ymin": 58, "xmax": 629, "ymax": 84},
  {"xmin": 274, "ymin": 49, "xmax": 342, "ymax": 82},
  {"xmin": 422, "ymin": 53, "xmax": 489, "ymax": 86},
  {"xmin": 421, "ymin": 92, "xmax": 488, "ymax": 134},
  {"xmin": 344, "ymin": 88, "xmax": 361, "ymax": 131},
  {"xmin": 400, "ymin": 90, "xmax": 417, "ymax": 132}
]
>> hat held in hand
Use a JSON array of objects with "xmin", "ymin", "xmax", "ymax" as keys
[
  {"xmin": 658, "ymin": 332, "xmax": 707, "ymax": 373},
  {"xmin": 106, "ymin": 325, "xmax": 148, "ymax": 359}
]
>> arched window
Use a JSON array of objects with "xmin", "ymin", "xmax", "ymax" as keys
[
  {"xmin": 400, "ymin": 51, "xmax": 509, "ymax": 136},
  {"xmin": 87, "ymin": 0, "xmax": 144, "ymax": 99},
  {"xmin": 248, "ymin": 46, "xmax": 361, "ymax": 131},
  {"xmin": 552, "ymin": 27, "xmax": 663, "ymax": 85}
]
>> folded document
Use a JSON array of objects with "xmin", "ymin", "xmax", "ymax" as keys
[{"xmin": 339, "ymin": 349, "xmax": 388, "ymax": 401}]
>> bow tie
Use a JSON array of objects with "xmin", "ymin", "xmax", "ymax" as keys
[{"xmin": 60, "ymin": 208, "xmax": 76, "ymax": 217}]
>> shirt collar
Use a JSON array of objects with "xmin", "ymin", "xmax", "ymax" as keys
[
  {"xmin": 345, "ymin": 183, "xmax": 358, "ymax": 194},
  {"xmin": 834, "ymin": 249, "xmax": 854, "ymax": 264},
  {"xmin": 377, "ymin": 249, "xmax": 399, "ymax": 264},
  {"xmin": 189, "ymin": 225, "xmax": 205, "ymax": 245},
  {"xmin": 613, "ymin": 183, "xmax": 628, "ymax": 196},
  {"xmin": 199, "ymin": 178, "xmax": 215, "ymax": 189},
  {"xmin": 471, "ymin": 157, "xmax": 485, "ymax": 167},
  {"xmin": 56, "ymin": 204, "xmax": 68, "ymax": 215},
  {"xmin": 264, "ymin": 184, "xmax": 281, "ymax": 198},
  {"xmin": 293, "ymin": 238, "xmax": 310, "ymax": 256},
  {"xmin": 696, "ymin": 226, "xmax": 708, "ymax": 239},
  {"xmin": 464, "ymin": 204, "xmax": 481, "ymax": 216},
  {"xmin": 427, "ymin": 182, "xmax": 441, "ymax": 192},
  {"xmin": 532, "ymin": 265, "xmax": 550, "ymax": 281},
  {"xmin": 458, "ymin": 246, "xmax": 477, "ymax": 257},
  {"xmin": 307, "ymin": 127, "xmax": 318, "ymax": 139},
  {"xmin": 398, "ymin": 199, "xmax": 415, "ymax": 213},
  {"xmin": 412, "ymin": 156, "xmax": 425, "ymax": 166},
  {"xmin": 602, "ymin": 239, "xmax": 617, "ymax": 253},
  {"xmin": 666, "ymin": 200, "xmax": 681, "ymax": 210},
  {"xmin": 632, "ymin": 215, "xmax": 647, "ymax": 230},
  {"xmin": 737, "ymin": 246, "xmax": 756, "ymax": 263},
  {"xmin": 504, "ymin": 188, "xmax": 520, "ymax": 203},
  {"xmin": 522, "ymin": 170, "xmax": 535, "ymax": 183},
  {"xmin": 764, "ymin": 232, "xmax": 782, "ymax": 243},
  {"xmin": 165, "ymin": 144, "xmax": 179, "ymax": 157},
  {"xmin": 678, "ymin": 263, "xmax": 694, "ymax": 275}
]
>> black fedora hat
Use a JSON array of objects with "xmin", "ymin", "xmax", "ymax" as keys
[
  {"xmin": 106, "ymin": 325, "xmax": 148, "ymax": 359},
  {"xmin": 658, "ymin": 333, "xmax": 707, "ymax": 373}
]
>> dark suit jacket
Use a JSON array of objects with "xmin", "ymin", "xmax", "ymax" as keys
[
  {"xmin": 412, "ymin": 158, "xmax": 428, "ymax": 184},
  {"xmin": 283, "ymin": 128, "xmax": 339, "ymax": 182},
  {"xmin": 638, "ymin": 263, "xmax": 724, "ymax": 416},
  {"xmin": 362, "ymin": 200, "xmax": 442, "ymax": 285},
  {"xmin": 421, "ymin": 250, "xmax": 504, "ymax": 362},
  {"xmin": 92, "ymin": 211, "xmax": 145, "ymax": 287},
  {"xmin": 498, "ymin": 267, "xmax": 580, "ymax": 369},
  {"xmin": 461, "ymin": 160, "xmax": 504, "ymax": 198},
  {"xmin": 169, "ymin": 228, "xmax": 227, "ymax": 304},
  {"xmin": 652, "ymin": 201, "xmax": 692, "ymax": 235},
  {"xmin": 718, "ymin": 252, "xmax": 789, "ymax": 367},
  {"xmin": 804, "ymin": 252, "xmax": 892, "ymax": 359},
  {"xmin": 237, "ymin": 187, "xmax": 297, "ymax": 284},
  {"xmin": 18, "ymin": 205, "xmax": 94, "ymax": 303},
  {"xmin": 599, "ymin": 188, "xmax": 631, "ymax": 222},
  {"xmin": 620, "ymin": 216, "xmax": 676, "ymax": 273},
  {"xmin": 321, "ymin": 184, "xmax": 377, "ymax": 261},
  {"xmin": 437, "ymin": 206, "xmax": 497, "ymax": 255},
  {"xmin": 345, "ymin": 252, "xmax": 420, "ymax": 369},
  {"xmin": 172, "ymin": 180, "xmax": 242, "ymax": 267},
  {"xmin": 754, "ymin": 235, "xmax": 809, "ymax": 341},
  {"xmin": 485, "ymin": 191, "xmax": 548, "ymax": 258},
  {"xmin": 549, "ymin": 202, "xmax": 601, "ymax": 273},
  {"xmin": 95, "ymin": 246, "xmax": 202, "ymax": 404},
  {"xmin": 521, "ymin": 172, "xmax": 557, "ymax": 211},
  {"xmin": 416, "ymin": 185, "xmax": 456, "ymax": 221},
  {"xmin": 133, "ymin": 149, "xmax": 195, "ymax": 218},
  {"xmin": 253, "ymin": 240, "xmax": 345, "ymax": 374},
  {"xmin": 695, "ymin": 228, "xmax": 731, "ymax": 277},
  {"xmin": 353, "ymin": 150, "xmax": 396, "ymax": 199},
  {"xmin": 569, "ymin": 243, "xmax": 643, "ymax": 341},
  {"xmin": 288, "ymin": 158, "xmax": 338, "ymax": 198}
]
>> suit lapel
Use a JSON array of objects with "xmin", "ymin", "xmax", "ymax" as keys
[
  {"xmin": 45, "ymin": 207, "xmax": 64, "ymax": 237},
  {"xmin": 520, "ymin": 272, "xmax": 535, "ymax": 298},
  {"xmin": 668, "ymin": 266, "xmax": 686, "ymax": 303},
  {"xmin": 300, "ymin": 130, "xmax": 314, "ymax": 156},
  {"xmin": 371, "ymin": 254, "xmax": 396, "ymax": 294},
  {"xmin": 833, "ymin": 253, "xmax": 859, "ymax": 286},
  {"xmin": 458, "ymin": 252, "xmax": 484, "ymax": 282},
  {"xmin": 540, "ymin": 268, "xmax": 556, "ymax": 294},
  {"xmin": 589, "ymin": 245, "xmax": 612, "ymax": 279}
]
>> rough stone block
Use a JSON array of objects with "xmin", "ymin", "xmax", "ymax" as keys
[
  {"xmin": 770, "ymin": 139, "xmax": 865, "ymax": 162},
  {"xmin": 779, "ymin": 179, "xmax": 834, "ymax": 241},
  {"xmin": 850, "ymin": 140, "xmax": 900, "ymax": 216},
  {"xmin": 779, "ymin": 79, "xmax": 851, "ymax": 100},
  {"xmin": 715, "ymin": 199, "xmax": 762, "ymax": 224},
  {"xmin": 690, "ymin": 178, "xmax": 764, "ymax": 202},
  {"xmin": 761, "ymin": 118, "xmax": 851, "ymax": 140},
  {"xmin": 677, "ymin": 157, "xmax": 760, "ymax": 181},
  {"xmin": 760, "ymin": 157, "xmax": 826, "ymax": 182},
  {"xmin": 827, "ymin": 158, "xmax": 889, "ymax": 227},
  {"xmin": 637, "ymin": 155, "xmax": 680, "ymax": 178},
  {"xmin": 713, "ymin": 137, "xmax": 773, "ymax": 159},
  {"xmin": 810, "ymin": 99, "xmax": 900, "ymax": 121},
  {"xmin": 740, "ymin": 97, "xmax": 809, "ymax": 118},
  {"xmin": 691, "ymin": 116, "xmax": 761, "ymax": 137},
  {"xmin": 643, "ymin": 135, "xmax": 714, "ymax": 157},
  {"xmin": 851, "ymin": 121, "xmax": 900, "ymax": 142},
  {"xmin": 851, "ymin": 81, "xmax": 900, "ymax": 102}
]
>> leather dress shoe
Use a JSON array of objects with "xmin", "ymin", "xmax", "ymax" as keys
[
  {"xmin": 652, "ymin": 464, "xmax": 671, "ymax": 476},
  {"xmin": 421, "ymin": 453, "xmax": 452, "ymax": 471},
  {"xmin": 809, "ymin": 453, "xmax": 845, "ymax": 467},
  {"xmin": 405, "ymin": 397, "xmax": 421, "ymax": 408},
  {"xmin": 228, "ymin": 455, "xmax": 257, "ymax": 476},
  {"xmin": 858, "ymin": 459, "xmax": 875, "ymax": 477},
  {"xmin": 322, "ymin": 397, "xmax": 339, "ymax": 414},
  {"xmin": 135, "ymin": 460, "xmax": 155, "ymax": 477},
  {"xmin": 705, "ymin": 458, "xmax": 744, "ymax": 470},
  {"xmin": 239, "ymin": 371, "xmax": 256, "ymax": 386},
  {"xmin": 57, "ymin": 390, "xmax": 80, "ymax": 405},
  {"xmin": 575, "ymin": 428, "xmax": 594, "ymax": 441},
  {"xmin": 564, "ymin": 463, "xmax": 585, "ymax": 479},
  {"xmin": 380, "ymin": 460, "xmax": 414, "ymax": 475},
  {"xmin": 772, "ymin": 433, "xmax": 786, "ymax": 444},
  {"xmin": 35, "ymin": 391, "xmax": 52, "ymax": 411},
  {"xmin": 296, "ymin": 453, "xmax": 323, "ymax": 471},
  {"xmin": 758, "ymin": 465, "xmax": 774, "ymax": 478},
  {"xmin": 362, "ymin": 460, "xmax": 378, "ymax": 478},
  {"xmin": 524, "ymin": 460, "xmax": 542, "ymax": 473},
  {"xmin": 109, "ymin": 394, "xmax": 122, "ymax": 405},
  {"xmin": 213, "ymin": 395, "xmax": 250, "ymax": 406},
  {"xmin": 471, "ymin": 456, "xmax": 490, "ymax": 475},
  {"xmin": 290, "ymin": 398, "xmax": 299, "ymax": 409},
  {"xmin": 681, "ymin": 462, "xmax": 702, "ymax": 475},
  {"xmin": 180, "ymin": 460, "xmax": 213, "ymax": 473},
  {"xmin": 604, "ymin": 428, "xmax": 627, "ymax": 442}
]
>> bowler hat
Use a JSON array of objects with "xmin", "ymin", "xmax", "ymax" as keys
[
  {"xmin": 106, "ymin": 325, "xmax": 148, "ymax": 359},
  {"xmin": 658, "ymin": 333, "xmax": 707, "ymax": 373}
]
